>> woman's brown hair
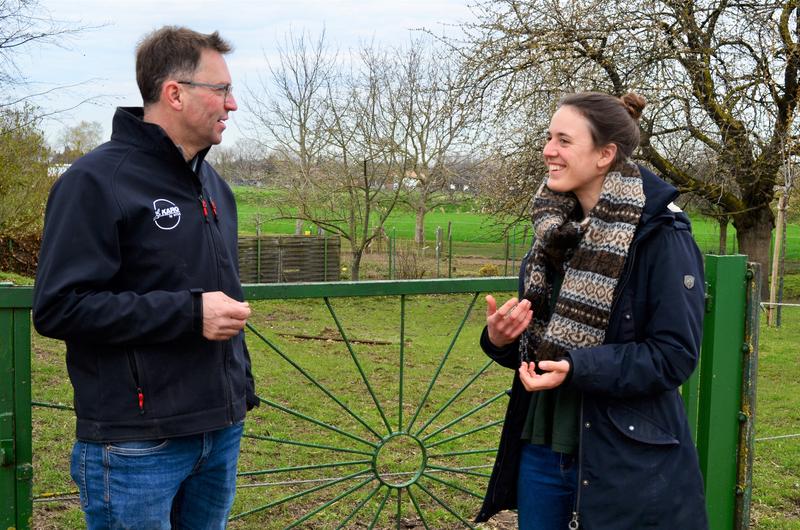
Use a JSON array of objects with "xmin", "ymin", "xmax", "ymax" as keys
[{"xmin": 558, "ymin": 91, "xmax": 646, "ymax": 164}]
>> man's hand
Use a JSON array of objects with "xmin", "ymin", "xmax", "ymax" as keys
[
  {"xmin": 518, "ymin": 360, "xmax": 570, "ymax": 392},
  {"xmin": 486, "ymin": 295, "xmax": 533, "ymax": 348},
  {"xmin": 202, "ymin": 291, "xmax": 251, "ymax": 340}
]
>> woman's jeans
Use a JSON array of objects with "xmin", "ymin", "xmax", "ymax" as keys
[
  {"xmin": 70, "ymin": 422, "xmax": 244, "ymax": 530},
  {"xmin": 517, "ymin": 443, "xmax": 578, "ymax": 530}
]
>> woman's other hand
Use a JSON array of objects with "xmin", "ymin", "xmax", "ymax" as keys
[
  {"xmin": 486, "ymin": 295, "xmax": 533, "ymax": 347},
  {"xmin": 518, "ymin": 360, "xmax": 570, "ymax": 391}
]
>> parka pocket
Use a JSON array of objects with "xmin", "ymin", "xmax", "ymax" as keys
[{"xmin": 607, "ymin": 404, "xmax": 679, "ymax": 446}]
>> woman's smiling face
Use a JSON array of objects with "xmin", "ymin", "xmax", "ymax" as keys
[{"xmin": 542, "ymin": 105, "xmax": 606, "ymax": 195}]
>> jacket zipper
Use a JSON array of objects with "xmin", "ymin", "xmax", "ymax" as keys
[
  {"xmin": 126, "ymin": 350, "xmax": 145, "ymax": 415},
  {"xmin": 196, "ymin": 179, "xmax": 233, "ymax": 423},
  {"xmin": 570, "ymin": 394, "xmax": 585, "ymax": 529},
  {"xmin": 568, "ymin": 236, "xmax": 642, "ymax": 527}
]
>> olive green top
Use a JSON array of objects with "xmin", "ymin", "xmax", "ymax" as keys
[{"xmin": 520, "ymin": 274, "xmax": 580, "ymax": 454}]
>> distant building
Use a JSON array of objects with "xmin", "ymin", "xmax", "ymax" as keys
[{"xmin": 48, "ymin": 164, "xmax": 71, "ymax": 178}]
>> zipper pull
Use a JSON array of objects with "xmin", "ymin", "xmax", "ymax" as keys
[
  {"xmin": 568, "ymin": 512, "xmax": 580, "ymax": 530},
  {"xmin": 198, "ymin": 195, "xmax": 209, "ymax": 223},
  {"xmin": 137, "ymin": 387, "xmax": 145, "ymax": 415},
  {"xmin": 209, "ymin": 197, "xmax": 219, "ymax": 222}
]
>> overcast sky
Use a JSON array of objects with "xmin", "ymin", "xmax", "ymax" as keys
[{"xmin": 18, "ymin": 0, "xmax": 474, "ymax": 147}]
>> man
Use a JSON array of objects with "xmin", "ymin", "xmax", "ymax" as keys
[{"xmin": 33, "ymin": 26, "xmax": 256, "ymax": 529}]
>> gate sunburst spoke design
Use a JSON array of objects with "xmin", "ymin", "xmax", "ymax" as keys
[{"xmin": 231, "ymin": 288, "xmax": 510, "ymax": 528}]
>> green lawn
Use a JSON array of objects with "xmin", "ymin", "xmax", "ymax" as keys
[
  {"xmin": 750, "ymin": 308, "xmax": 800, "ymax": 529},
  {"xmin": 21, "ymin": 287, "xmax": 800, "ymax": 528},
  {"xmin": 6, "ymin": 185, "xmax": 799, "ymax": 529},
  {"xmin": 232, "ymin": 186, "xmax": 800, "ymax": 261}
]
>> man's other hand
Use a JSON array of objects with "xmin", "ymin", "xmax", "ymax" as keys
[{"xmin": 202, "ymin": 291, "xmax": 251, "ymax": 340}]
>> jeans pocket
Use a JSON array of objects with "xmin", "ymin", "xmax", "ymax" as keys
[
  {"xmin": 70, "ymin": 441, "xmax": 89, "ymax": 509},
  {"xmin": 106, "ymin": 439, "xmax": 170, "ymax": 456}
]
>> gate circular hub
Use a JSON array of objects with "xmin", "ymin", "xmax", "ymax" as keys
[{"xmin": 372, "ymin": 433, "xmax": 427, "ymax": 488}]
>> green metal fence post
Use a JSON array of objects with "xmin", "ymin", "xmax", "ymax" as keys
[
  {"xmin": 735, "ymin": 262, "xmax": 760, "ymax": 529},
  {"xmin": 694, "ymin": 254, "xmax": 747, "ymax": 530},
  {"xmin": 323, "ymin": 235, "xmax": 328, "ymax": 282},
  {"xmin": 0, "ymin": 286, "xmax": 33, "ymax": 530},
  {"xmin": 447, "ymin": 229, "xmax": 453, "ymax": 279},
  {"xmin": 503, "ymin": 234, "xmax": 509, "ymax": 276}
]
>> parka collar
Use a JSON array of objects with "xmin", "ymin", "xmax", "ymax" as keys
[{"xmin": 634, "ymin": 164, "xmax": 682, "ymax": 243}]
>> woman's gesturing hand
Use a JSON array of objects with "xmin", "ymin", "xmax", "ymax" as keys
[
  {"xmin": 518, "ymin": 360, "xmax": 570, "ymax": 391},
  {"xmin": 485, "ymin": 295, "xmax": 533, "ymax": 348}
]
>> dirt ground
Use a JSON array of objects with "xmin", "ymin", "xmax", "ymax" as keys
[{"xmin": 394, "ymin": 510, "xmax": 517, "ymax": 529}]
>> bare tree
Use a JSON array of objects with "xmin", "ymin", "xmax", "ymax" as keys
[
  {"xmin": 1, "ymin": 0, "xmax": 94, "ymax": 118},
  {"xmin": 455, "ymin": 0, "xmax": 800, "ymax": 294},
  {"xmin": 246, "ymin": 30, "xmax": 335, "ymax": 234},
  {"xmin": 392, "ymin": 38, "xmax": 479, "ymax": 246},
  {"xmin": 246, "ymin": 35, "xmax": 408, "ymax": 280},
  {"xmin": 206, "ymin": 139, "xmax": 276, "ymax": 186}
]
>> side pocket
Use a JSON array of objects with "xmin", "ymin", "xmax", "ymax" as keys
[
  {"xmin": 126, "ymin": 350, "xmax": 145, "ymax": 415},
  {"xmin": 607, "ymin": 404, "xmax": 679, "ymax": 446}
]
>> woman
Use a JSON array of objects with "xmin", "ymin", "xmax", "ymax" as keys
[{"xmin": 476, "ymin": 92, "xmax": 708, "ymax": 529}]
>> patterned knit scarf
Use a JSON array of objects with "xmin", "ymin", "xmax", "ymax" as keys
[{"xmin": 519, "ymin": 160, "xmax": 645, "ymax": 362}]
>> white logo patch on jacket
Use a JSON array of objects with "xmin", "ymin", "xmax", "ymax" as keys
[{"xmin": 152, "ymin": 199, "xmax": 181, "ymax": 230}]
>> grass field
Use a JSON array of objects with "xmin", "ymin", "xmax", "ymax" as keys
[
  {"xmin": 6, "ymin": 185, "xmax": 799, "ymax": 528},
  {"xmin": 22, "ymin": 288, "xmax": 800, "ymax": 529},
  {"xmin": 232, "ymin": 186, "xmax": 800, "ymax": 263}
]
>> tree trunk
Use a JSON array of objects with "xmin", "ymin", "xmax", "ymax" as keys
[
  {"xmin": 350, "ymin": 248, "xmax": 362, "ymax": 281},
  {"xmin": 415, "ymin": 207, "xmax": 426, "ymax": 248},
  {"xmin": 734, "ymin": 206, "xmax": 774, "ymax": 300},
  {"xmin": 718, "ymin": 218, "xmax": 728, "ymax": 255}
]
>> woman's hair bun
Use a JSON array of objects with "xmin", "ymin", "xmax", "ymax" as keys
[{"xmin": 620, "ymin": 92, "xmax": 646, "ymax": 121}]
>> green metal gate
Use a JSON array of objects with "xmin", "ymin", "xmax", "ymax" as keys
[
  {"xmin": 0, "ymin": 286, "xmax": 33, "ymax": 529},
  {"xmin": 0, "ymin": 255, "xmax": 760, "ymax": 528}
]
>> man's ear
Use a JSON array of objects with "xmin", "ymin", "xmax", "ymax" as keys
[
  {"xmin": 597, "ymin": 143, "xmax": 618, "ymax": 172},
  {"xmin": 162, "ymin": 81, "xmax": 183, "ymax": 110}
]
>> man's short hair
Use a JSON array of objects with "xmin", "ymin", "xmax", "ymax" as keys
[{"xmin": 136, "ymin": 26, "xmax": 233, "ymax": 106}]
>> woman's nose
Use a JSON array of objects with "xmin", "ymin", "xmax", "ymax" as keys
[{"xmin": 542, "ymin": 139, "xmax": 556, "ymax": 158}]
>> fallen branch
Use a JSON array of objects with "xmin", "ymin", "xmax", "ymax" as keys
[{"xmin": 277, "ymin": 332, "xmax": 392, "ymax": 345}]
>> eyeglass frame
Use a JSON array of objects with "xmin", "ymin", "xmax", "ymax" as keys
[{"xmin": 177, "ymin": 80, "xmax": 233, "ymax": 103}]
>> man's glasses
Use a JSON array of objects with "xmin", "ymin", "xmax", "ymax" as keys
[{"xmin": 177, "ymin": 81, "xmax": 233, "ymax": 104}]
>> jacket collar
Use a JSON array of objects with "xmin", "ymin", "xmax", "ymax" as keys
[
  {"xmin": 110, "ymin": 107, "xmax": 211, "ymax": 168},
  {"xmin": 634, "ymin": 164, "xmax": 682, "ymax": 243}
]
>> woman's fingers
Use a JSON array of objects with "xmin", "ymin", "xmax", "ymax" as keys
[
  {"xmin": 486, "ymin": 297, "xmax": 532, "ymax": 347},
  {"xmin": 518, "ymin": 360, "xmax": 569, "ymax": 391}
]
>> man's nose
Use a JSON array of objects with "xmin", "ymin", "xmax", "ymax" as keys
[{"xmin": 225, "ymin": 92, "xmax": 238, "ymax": 111}]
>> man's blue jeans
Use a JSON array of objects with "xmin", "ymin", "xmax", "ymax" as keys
[
  {"xmin": 517, "ymin": 443, "xmax": 578, "ymax": 530},
  {"xmin": 70, "ymin": 422, "xmax": 244, "ymax": 530}
]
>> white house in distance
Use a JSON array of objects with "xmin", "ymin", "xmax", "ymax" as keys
[{"xmin": 47, "ymin": 164, "xmax": 71, "ymax": 178}]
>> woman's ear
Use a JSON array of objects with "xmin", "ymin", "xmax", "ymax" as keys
[{"xmin": 597, "ymin": 143, "xmax": 618, "ymax": 171}]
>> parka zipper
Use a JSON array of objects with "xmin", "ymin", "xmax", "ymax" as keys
[
  {"xmin": 568, "ymin": 234, "xmax": 642, "ymax": 528},
  {"xmin": 126, "ymin": 350, "xmax": 145, "ymax": 415},
  {"xmin": 570, "ymin": 394, "xmax": 585, "ymax": 529}
]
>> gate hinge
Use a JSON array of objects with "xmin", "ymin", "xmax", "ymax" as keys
[
  {"xmin": 0, "ymin": 439, "xmax": 14, "ymax": 466},
  {"xmin": 16, "ymin": 463, "xmax": 33, "ymax": 480}
]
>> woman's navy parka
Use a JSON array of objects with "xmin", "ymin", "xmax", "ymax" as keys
[{"xmin": 477, "ymin": 166, "xmax": 709, "ymax": 529}]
